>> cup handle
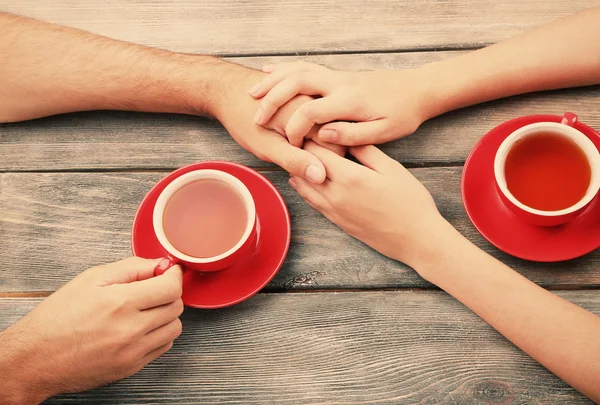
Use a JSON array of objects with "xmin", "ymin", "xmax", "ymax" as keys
[
  {"xmin": 561, "ymin": 112, "xmax": 578, "ymax": 127},
  {"xmin": 154, "ymin": 256, "xmax": 179, "ymax": 276}
]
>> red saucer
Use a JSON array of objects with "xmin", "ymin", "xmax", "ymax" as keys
[
  {"xmin": 131, "ymin": 162, "xmax": 291, "ymax": 308},
  {"xmin": 462, "ymin": 115, "xmax": 600, "ymax": 262}
]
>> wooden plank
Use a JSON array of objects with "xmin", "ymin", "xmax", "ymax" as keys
[
  {"xmin": 1, "ymin": 51, "xmax": 599, "ymax": 171},
  {"xmin": 1, "ymin": 0, "xmax": 597, "ymax": 55},
  {"xmin": 0, "ymin": 292, "xmax": 596, "ymax": 404},
  {"xmin": 1, "ymin": 170, "xmax": 598, "ymax": 293}
]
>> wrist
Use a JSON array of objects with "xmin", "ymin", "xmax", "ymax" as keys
[
  {"xmin": 403, "ymin": 216, "xmax": 467, "ymax": 283},
  {"xmin": 0, "ymin": 322, "xmax": 53, "ymax": 405},
  {"xmin": 415, "ymin": 59, "xmax": 471, "ymax": 120},
  {"xmin": 205, "ymin": 63, "xmax": 265, "ymax": 122},
  {"xmin": 384, "ymin": 67, "xmax": 453, "ymax": 124}
]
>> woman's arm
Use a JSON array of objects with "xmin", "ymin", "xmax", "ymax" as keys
[
  {"xmin": 288, "ymin": 142, "xmax": 600, "ymax": 403},
  {"xmin": 424, "ymin": 6, "xmax": 600, "ymax": 117},
  {"xmin": 422, "ymin": 221, "xmax": 600, "ymax": 403},
  {"xmin": 249, "ymin": 7, "xmax": 600, "ymax": 147}
]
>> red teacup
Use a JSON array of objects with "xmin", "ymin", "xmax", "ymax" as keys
[
  {"xmin": 493, "ymin": 113, "xmax": 600, "ymax": 226},
  {"xmin": 152, "ymin": 169, "xmax": 258, "ymax": 274}
]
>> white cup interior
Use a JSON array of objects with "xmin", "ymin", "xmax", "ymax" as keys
[
  {"xmin": 494, "ymin": 122, "xmax": 600, "ymax": 216},
  {"xmin": 153, "ymin": 169, "xmax": 256, "ymax": 263}
]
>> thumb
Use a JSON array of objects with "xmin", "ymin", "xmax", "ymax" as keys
[{"xmin": 267, "ymin": 137, "xmax": 326, "ymax": 184}]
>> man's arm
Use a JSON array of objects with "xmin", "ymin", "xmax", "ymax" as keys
[
  {"xmin": 0, "ymin": 12, "xmax": 333, "ymax": 183},
  {"xmin": 0, "ymin": 12, "xmax": 230, "ymax": 121}
]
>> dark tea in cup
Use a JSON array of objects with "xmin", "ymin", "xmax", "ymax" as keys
[
  {"xmin": 494, "ymin": 117, "xmax": 600, "ymax": 226},
  {"xmin": 504, "ymin": 131, "xmax": 592, "ymax": 211}
]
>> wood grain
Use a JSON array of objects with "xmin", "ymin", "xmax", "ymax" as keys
[
  {"xmin": 1, "ymin": 50, "xmax": 599, "ymax": 171},
  {"xmin": 0, "ymin": 292, "xmax": 595, "ymax": 404},
  {"xmin": 1, "ymin": 0, "xmax": 597, "ymax": 55},
  {"xmin": 1, "ymin": 170, "xmax": 598, "ymax": 293}
]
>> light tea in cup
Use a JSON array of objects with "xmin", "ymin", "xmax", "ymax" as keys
[
  {"xmin": 163, "ymin": 179, "xmax": 248, "ymax": 258},
  {"xmin": 152, "ymin": 169, "xmax": 257, "ymax": 271},
  {"xmin": 504, "ymin": 131, "xmax": 591, "ymax": 211}
]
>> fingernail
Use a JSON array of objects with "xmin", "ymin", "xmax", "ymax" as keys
[
  {"xmin": 155, "ymin": 257, "xmax": 173, "ymax": 276},
  {"xmin": 305, "ymin": 165, "xmax": 323, "ymax": 184},
  {"xmin": 289, "ymin": 177, "xmax": 297, "ymax": 188},
  {"xmin": 248, "ymin": 82, "xmax": 261, "ymax": 96},
  {"xmin": 253, "ymin": 108, "xmax": 263, "ymax": 125},
  {"xmin": 319, "ymin": 129, "xmax": 337, "ymax": 142}
]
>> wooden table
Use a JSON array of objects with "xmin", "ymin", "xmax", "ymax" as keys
[{"xmin": 1, "ymin": 1, "xmax": 600, "ymax": 403}]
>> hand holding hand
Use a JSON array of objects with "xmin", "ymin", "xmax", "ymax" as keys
[
  {"xmin": 289, "ymin": 142, "xmax": 445, "ymax": 269},
  {"xmin": 213, "ymin": 66, "xmax": 345, "ymax": 184},
  {"xmin": 249, "ymin": 61, "xmax": 435, "ymax": 147},
  {"xmin": 0, "ymin": 257, "xmax": 183, "ymax": 404}
]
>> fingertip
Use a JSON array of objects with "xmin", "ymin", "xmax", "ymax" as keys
[
  {"xmin": 248, "ymin": 82, "xmax": 262, "ymax": 97},
  {"xmin": 305, "ymin": 163, "xmax": 325, "ymax": 184},
  {"xmin": 262, "ymin": 64, "xmax": 276, "ymax": 73}
]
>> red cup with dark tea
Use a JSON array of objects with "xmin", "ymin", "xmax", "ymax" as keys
[{"xmin": 493, "ymin": 113, "xmax": 600, "ymax": 226}]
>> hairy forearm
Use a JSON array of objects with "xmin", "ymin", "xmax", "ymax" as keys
[
  {"xmin": 415, "ymin": 220, "xmax": 600, "ymax": 403},
  {"xmin": 0, "ymin": 12, "xmax": 250, "ymax": 122},
  {"xmin": 0, "ymin": 323, "xmax": 49, "ymax": 405},
  {"xmin": 419, "ymin": 7, "xmax": 600, "ymax": 118}
]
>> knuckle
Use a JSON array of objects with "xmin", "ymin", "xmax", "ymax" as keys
[
  {"xmin": 252, "ymin": 147, "xmax": 270, "ymax": 162},
  {"xmin": 175, "ymin": 299, "xmax": 185, "ymax": 316},
  {"xmin": 298, "ymin": 105, "xmax": 315, "ymax": 121},
  {"xmin": 164, "ymin": 341, "xmax": 175, "ymax": 353},
  {"xmin": 328, "ymin": 191, "xmax": 344, "ymax": 207},
  {"xmin": 284, "ymin": 154, "xmax": 301, "ymax": 174},
  {"xmin": 84, "ymin": 265, "xmax": 104, "ymax": 279},
  {"xmin": 173, "ymin": 319, "xmax": 183, "ymax": 339},
  {"xmin": 107, "ymin": 291, "xmax": 130, "ymax": 311},
  {"xmin": 261, "ymin": 96, "xmax": 279, "ymax": 114},
  {"xmin": 290, "ymin": 72, "xmax": 308, "ymax": 86},
  {"xmin": 122, "ymin": 347, "xmax": 141, "ymax": 365},
  {"xmin": 337, "ymin": 168, "xmax": 360, "ymax": 186},
  {"xmin": 345, "ymin": 173, "xmax": 361, "ymax": 187},
  {"xmin": 166, "ymin": 278, "xmax": 183, "ymax": 299},
  {"xmin": 342, "ymin": 130, "xmax": 358, "ymax": 145},
  {"xmin": 115, "ymin": 324, "xmax": 140, "ymax": 344}
]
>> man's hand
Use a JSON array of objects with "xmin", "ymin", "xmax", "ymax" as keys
[
  {"xmin": 288, "ymin": 141, "xmax": 444, "ymax": 269},
  {"xmin": 249, "ymin": 61, "xmax": 436, "ymax": 147},
  {"xmin": 210, "ymin": 65, "xmax": 345, "ymax": 183},
  {"xmin": 0, "ymin": 257, "xmax": 183, "ymax": 405}
]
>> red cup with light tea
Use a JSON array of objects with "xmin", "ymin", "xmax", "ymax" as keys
[
  {"xmin": 494, "ymin": 113, "xmax": 600, "ymax": 226},
  {"xmin": 152, "ymin": 169, "xmax": 258, "ymax": 274}
]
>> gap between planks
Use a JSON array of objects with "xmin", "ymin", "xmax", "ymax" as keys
[
  {"xmin": 3, "ymin": 284, "xmax": 600, "ymax": 298},
  {"xmin": 209, "ymin": 44, "xmax": 486, "ymax": 58},
  {"xmin": 0, "ymin": 162, "xmax": 467, "ymax": 174}
]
